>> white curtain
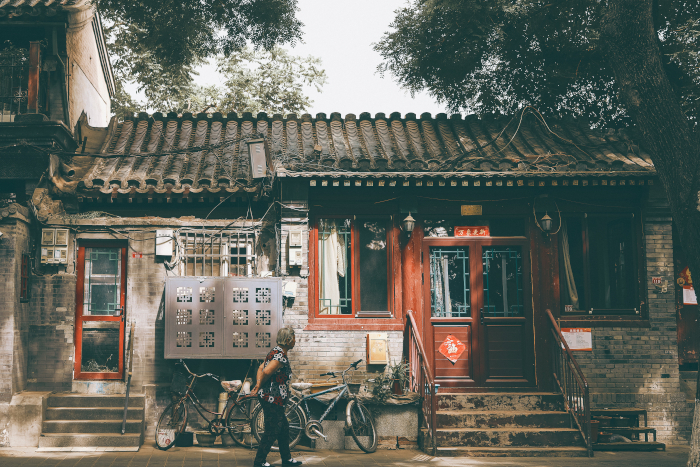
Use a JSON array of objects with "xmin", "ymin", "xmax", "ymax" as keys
[
  {"xmin": 561, "ymin": 220, "xmax": 580, "ymax": 309},
  {"xmin": 319, "ymin": 220, "xmax": 346, "ymax": 314}
]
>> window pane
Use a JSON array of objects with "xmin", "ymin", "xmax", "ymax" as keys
[
  {"xmin": 588, "ymin": 217, "xmax": 635, "ymax": 309},
  {"xmin": 84, "ymin": 247, "xmax": 121, "ymax": 316},
  {"xmin": 318, "ymin": 218, "xmax": 352, "ymax": 314},
  {"xmin": 429, "ymin": 247, "xmax": 470, "ymax": 317},
  {"xmin": 482, "ymin": 247, "xmax": 524, "ymax": 317},
  {"xmin": 560, "ymin": 218, "xmax": 586, "ymax": 311},
  {"xmin": 358, "ymin": 219, "xmax": 388, "ymax": 311}
]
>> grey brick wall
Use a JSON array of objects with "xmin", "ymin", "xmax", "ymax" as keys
[{"xmin": 574, "ymin": 213, "xmax": 692, "ymax": 444}]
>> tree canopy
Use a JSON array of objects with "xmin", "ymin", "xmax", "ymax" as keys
[
  {"xmin": 99, "ymin": 0, "xmax": 303, "ymax": 113},
  {"xmin": 374, "ymin": 0, "xmax": 700, "ymax": 128},
  {"xmin": 111, "ymin": 47, "xmax": 326, "ymax": 118}
]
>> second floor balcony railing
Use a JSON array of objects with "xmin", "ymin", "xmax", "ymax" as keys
[{"xmin": 0, "ymin": 44, "xmax": 29, "ymax": 122}]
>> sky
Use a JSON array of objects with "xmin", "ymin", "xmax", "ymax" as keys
[{"xmin": 179, "ymin": 0, "xmax": 446, "ymax": 117}]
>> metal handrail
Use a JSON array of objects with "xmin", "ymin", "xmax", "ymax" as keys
[
  {"xmin": 122, "ymin": 321, "xmax": 135, "ymax": 435},
  {"xmin": 546, "ymin": 309, "xmax": 592, "ymax": 457},
  {"xmin": 405, "ymin": 310, "xmax": 437, "ymax": 456}
]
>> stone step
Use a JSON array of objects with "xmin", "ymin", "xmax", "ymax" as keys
[
  {"xmin": 437, "ymin": 410, "xmax": 571, "ymax": 428},
  {"xmin": 38, "ymin": 433, "xmax": 142, "ymax": 448},
  {"xmin": 47, "ymin": 394, "xmax": 145, "ymax": 408},
  {"xmin": 45, "ymin": 407, "xmax": 144, "ymax": 421},
  {"xmin": 438, "ymin": 392, "xmax": 564, "ymax": 412},
  {"xmin": 436, "ymin": 446, "xmax": 589, "ymax": 457},
  {"xmin": 436, "ymin": 427, "xmax": 582, "ymax": 447},
  {"xmin": 42, "ymin": 420, "xmax": 143, "ymax": 434}
]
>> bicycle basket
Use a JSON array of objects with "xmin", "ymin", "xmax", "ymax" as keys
[{"xmin": 170, "ymin": 367, "xmax": 190, "ymax": 395}]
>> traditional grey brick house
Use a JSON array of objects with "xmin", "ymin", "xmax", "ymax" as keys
[{"xmin": 0, "ymin": 106, "xmax": 692, "ymax": 454}]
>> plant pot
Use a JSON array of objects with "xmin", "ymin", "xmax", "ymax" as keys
[
  {"xmin": 391, "ymin": 379, "xmax": 403, "ymax": 395},
  {"xmin": 196, "ymin": 432, "xmax": 217, "ymax": 447},
  {"xmin": 590, "ymin": 420, "xmax": 600, "ymax": 444},
  {"xmin": 221, "ymin": 434, "xmax": 237, "ymax": 447}
]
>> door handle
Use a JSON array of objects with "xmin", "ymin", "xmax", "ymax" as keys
[
  {"xmin": 114, "ymin": 306, "xmax": 124, "ymax": 318},
  {"xmin": 480, "ymin": 307, "xmax": 484, "ymax": 325}
]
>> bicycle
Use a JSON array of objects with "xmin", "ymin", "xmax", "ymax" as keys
[
  {"xmin": 155, "ymin": 360, "xmax": 260, "ymax": 450},
  {"xmin": 251, "ymin": 359, "xmax": 378, "ymax": 453}
]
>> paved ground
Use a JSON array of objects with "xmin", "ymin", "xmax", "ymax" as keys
[{"xmin": 0, "ymin": 444, "xmax": 690, "ymax": 467}]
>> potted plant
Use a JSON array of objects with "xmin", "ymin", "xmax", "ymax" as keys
[{"xmin": 388, "ymin": 360, "xmax": 409, "ymax": 396}]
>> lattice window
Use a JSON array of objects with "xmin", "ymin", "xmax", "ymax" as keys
[
  {"xmin": 232, "ymin": 309, "xmax": 248, "ymax": 325},
  {"xmin": 199, "ymin": 331, "xmax": 215, "ymax": 347},
  {"xmin": 176, "ymin": 331, "xmax": 192, "ymax": 347},
  {"xmin": 232, "ymin": 287, "xmax": 249, "ymax": 303},
  {"xmin": 232, "ymin": 332, "xmax": 248, "ymax": 348},
  {"xmin": 256, "ymin": 310, "xmax": 271, "ymax": 326},
  {"xmin": 256, "ymin": 288, "xmax": 271, "ymax": 303},
  {"xmin": 256, "ymin": 332, "xmax": 271, "ymax": 348},
  {"xmin": 180, "ymin": 230, "xmax": 255, "ymax": 277},
  {"xmin": 176, "ymin": 309, "xmax": 192, "ymax": 325},
  {"xmin": 200, "ymin": 287, "xmax": 215, "ymax": 302},
  {"xmin": 199, "ymin": 309, "xmax": 215, "ymax": 325},
  {"xmin": 177, "ymin": 287, "xmax": 193, "ymax": 302}
]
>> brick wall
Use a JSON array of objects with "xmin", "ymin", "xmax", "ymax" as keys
[{"xmin": 574, "ymin": 207, "xmax": 692, "ymax": 444}]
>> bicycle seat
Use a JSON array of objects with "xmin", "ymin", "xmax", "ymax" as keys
[
  {"xmin": 221, "ymin": 380, "xmax": 242, "ymax": 393},
  {"xmin": 291, "ymin": 382, "xmax": 313, "ymax": 391}
]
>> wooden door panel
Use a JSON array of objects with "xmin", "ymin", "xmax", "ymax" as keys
[
  {"xmin": 483, "ymin": 323, "xmax": 527, "ymax": 379},
  {"xmin": 433, "ymin": 324, "xmax": 474, "ymax": 384}
]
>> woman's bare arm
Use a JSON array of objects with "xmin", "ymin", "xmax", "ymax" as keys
[{"xmin": 251, "ymin": 360, "xmax": 281, "ymax": 395}]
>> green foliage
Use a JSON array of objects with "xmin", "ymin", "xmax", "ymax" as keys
[
  {"xmin": 374, "ymin": 0, "xmax": 700, "ymax": 127},
  {"xmin": 100, "ymin": 0, "xmax": 303, "ymax": 112},
  {"xmin": 370, "ymin": 373, "xmax": 393, "ymax": 402},
  {"xmin": 113, "ymin": 47, "xmax": 326, "ymax": 117}
]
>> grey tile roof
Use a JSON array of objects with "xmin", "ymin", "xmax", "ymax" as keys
[
  {"xmin": 0, "ymin": 0, "xmax": 91, "ymax": 15},
  {"xmin": 67, "ymin": 110, "xmax": 656, "ymax": 196}
]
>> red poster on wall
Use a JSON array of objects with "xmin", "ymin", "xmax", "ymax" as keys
[
  {"xmin": 455, "ymin": 226, "xmax": 490, "ymax": 237},
  {"xmin": 438, "ymin": 335, "xmax": 466, "ymax": 363}
]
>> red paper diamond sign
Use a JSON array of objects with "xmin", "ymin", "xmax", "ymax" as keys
[{"xmin": 438, "ymin": 335, "xmax": 466, "ymax": 363}]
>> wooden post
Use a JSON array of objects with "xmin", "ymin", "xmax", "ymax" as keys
[{"xmin": 27, "ymin": 41, "xmax": 41, "ymax": 112}]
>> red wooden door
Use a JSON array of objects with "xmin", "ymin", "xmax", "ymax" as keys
[
  {"xmin": 423, "ymin": 238, "xmax": 534, "ymax": 388},
  {"xmin": 74, "ymin": 243, "xmax": 127, "ymax": 380}
]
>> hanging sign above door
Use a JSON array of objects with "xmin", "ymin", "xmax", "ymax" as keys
[
  {"xmin": 455, "ymin": 226, "xmax": 490, "ymax": 237},
  {"xmin": 438, "ymin": 334, "xmax": 466, "ymax": 363}
]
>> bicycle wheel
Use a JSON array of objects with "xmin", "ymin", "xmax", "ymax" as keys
[
  {"xmin": 346, "ymin": 399, "xmax": 377, "ymax": 453},
  {"xmin": 251, "ymin": 400, "xmax": 306, "ymax": 451},
  {"xmin": 155, "ymin": 399, "xmax": 188, "ymax": 450},
  {"xmin": 225, "ymin": 396, "xmax": 259, "ymax": 448}
]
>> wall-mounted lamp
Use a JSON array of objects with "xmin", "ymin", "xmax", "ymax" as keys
[
  {"xmin": 540, "ymin": 213, "xmax": 553, "ymax": 234},
  {"xmin": 402, "ymin": 213, "xmax": 416, "ymax": 235}
]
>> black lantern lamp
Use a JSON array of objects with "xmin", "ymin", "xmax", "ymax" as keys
[
  {"xmin": 402, "ymin": 213, "xmax": 416, "ymax": 235},
  {"xmin": 540, "ymin": 213, "xmax": 553, "ymax": 234}
]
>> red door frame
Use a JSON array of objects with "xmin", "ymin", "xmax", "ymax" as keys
[
  {"xmin": 423, "ymin": 236, "xmax": 534, "ymax": 390},
  {"xmin": 74, "ymin": 241, "xmax": 127, "ymax": 380}
]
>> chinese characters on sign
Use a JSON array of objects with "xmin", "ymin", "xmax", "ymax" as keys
[
  {"xmin": 454, "ymin": 226, "xmax": 490, "ymax": 237},
  {"xmin": 561, "ymin": 328, "xmax": 592, "ymax": 351},
  {"xmin": 438, "ymin": 334, "xmax": 466, "ymax": 363}
]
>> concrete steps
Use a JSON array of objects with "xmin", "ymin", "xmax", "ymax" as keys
[
  {"xmin": 38, "ymin": 394, "xmax": 145, "ymax": 449},
  {"xmin": 429, "ymin": 392, "xmax": 588, "ymax": 457}
]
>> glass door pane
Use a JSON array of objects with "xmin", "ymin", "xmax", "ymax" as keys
[
  {"xmin": 482, "ymin": 246, "xmax": 523, "ymax": 317},
  {"xmin": 83, "ymin": 248, "xmax": 122, "ymax": 316},
  {"xmin": 429, "ymin": 246, "xmax": 470, "ymax": 317},
  {"xmin": 81, "ymin": 322, "xmax": 121, "ymax": 372},
  {"xmin": 318, "ymin": 219, "xmax": 352, "ymax": 314}
]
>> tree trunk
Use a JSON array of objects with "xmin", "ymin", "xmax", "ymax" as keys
[{"xmin": 601, "ymin": 1, "xmax": 700, "ymax": 464}]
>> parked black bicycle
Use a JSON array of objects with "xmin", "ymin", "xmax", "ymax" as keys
[{"xmin": 155, "ymin": 360, "xmax": 259, "ymax": 450}]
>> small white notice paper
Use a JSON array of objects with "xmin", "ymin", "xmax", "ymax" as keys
[
  {"xmin": 561, "ymin": 328, "xmax": 592, "ymax": 351},
  {"xmin": 684, "ymin": 287, "xmax": 698, "ymax": 305}
]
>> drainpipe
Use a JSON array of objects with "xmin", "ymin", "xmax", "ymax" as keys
[{"xmin": 27, "ymin": 41, "xmax": 41, "ymax": 113}]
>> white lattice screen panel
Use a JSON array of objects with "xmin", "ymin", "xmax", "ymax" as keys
[{"xmin": 165, "ymin": 277, "xmax": 282, "ymax": 359}]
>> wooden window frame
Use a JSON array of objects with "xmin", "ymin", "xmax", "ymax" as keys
[
  {"xmin": 558, "ymin": 212, "xmax": 645, "ymax": 320},
  {"xmin": 20, "ymin": 253, "xmax": 29, "ymax": 302},
  {"xmin": 307, "ymin": 215, "xmax": 404, "ymax": 331}
]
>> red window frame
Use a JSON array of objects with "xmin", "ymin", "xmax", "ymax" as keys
[
  {"xmin": 307, "ymin": 215, "xmax": 404, "ymax": 331},
  {"xmin": 20, "ymin": 253, "xmax": 29, "ymax": 302}
]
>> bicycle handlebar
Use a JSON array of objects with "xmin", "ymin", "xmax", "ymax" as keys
[
  {"xmin": 319, "ymin": 360, "xmax": 363, "ymax": 379},
  {"xmin": 179, "ymin": 360, "xmax": 220, "ymax": 381}
]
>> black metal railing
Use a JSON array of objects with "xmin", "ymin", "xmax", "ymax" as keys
[
  {"xmin": 547, "ymin": 309, "xmax": 592, "ymax": 457},
  {"xmin": 405, "ymin": 310, "xmax": 437, "ymax": 455},
  {"xmin": 0, "ymin": 45, "xmax": 29, "ymax": 121}
]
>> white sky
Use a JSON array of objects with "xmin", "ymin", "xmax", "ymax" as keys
[{"xmin": 132, "ymin": 0, "xmax": 445, "ymax": 117}]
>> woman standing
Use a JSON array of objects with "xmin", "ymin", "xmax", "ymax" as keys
[{"xmin": 251, "ymin": 327, "xmax": 302, "ymax": 467}]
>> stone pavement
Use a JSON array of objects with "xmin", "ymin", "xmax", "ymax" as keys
[{"xmin": 0, "ymin": 445, "xmax": 690, "ymax": 467}]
